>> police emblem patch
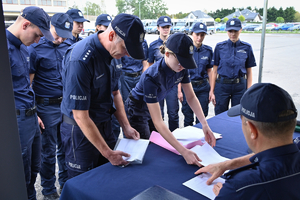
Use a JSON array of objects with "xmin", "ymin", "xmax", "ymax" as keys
[
  {"xmin": 140, "ymin": 33, "xmax": 144, "ymax": 42},
  {"xmin": 78, "ymin": 11, "xmax": 83, "ymax": 16},
  {"xmin": 230, "ymin": 20, "xmax": 235, "ymax": 25},
  {"xmin": 65, "ymin": 22, "xmax": 70, "ymax": 29},
  {"xmin": 200, "ymin": 24, "xmax": 203, "ymax": 28},
  {"xmin": 107, "ymin": 16, "xmax": 111, "ymax": 20},
  {"xmin": 164, "ymin": 17, "xmax": 168, "ymax": 22},
  {"xmin": 189, "ymin": 45, "xmax": 193, "ymax": 54}
]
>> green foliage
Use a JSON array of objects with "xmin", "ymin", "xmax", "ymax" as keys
[
  {"xmin": 295, "ymin": 11, "xmax": 300, "ymax": 22},
  {"xmin": 223, "ymin": 17, "xmax": 228, "ymax": 23},
  {"xmin": 238, "ymin": 15, "xmax": 245, "ymax": 22},
  {"xmin": 167, "ymin": 12, "xmax": 189, "ymax": 19},
  {"xmin": 276, "ymin": 17, "xmax": 284, "ymax": 23},
  {"xmin": 215, "ymin": 18, "xmax": 221, "ymax": 23},
  {"xmin": 116, "ymin": 0, "xmax": 168, "ymax": 19},
  {"xmin": 83, "ymin": 1, "xmax": 105, "ymax": 16}
]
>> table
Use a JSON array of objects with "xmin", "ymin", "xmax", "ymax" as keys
[{"xmin": 60, "ymin": 112, "xmax": 300, "ymax": 200}]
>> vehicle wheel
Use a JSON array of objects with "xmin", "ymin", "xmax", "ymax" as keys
[
  {"xmin": 279, "ymin": 28, "xmax": 282, "ymax": 31},
  {"xmin": 88, "ymin": 32, "xmax": 93, "ymax": 36},
  {"xmin": 155, "ymin": 30, "xmax": 158, "ymax": 34},
  {"xmin": 217, "ymin": 28, "xmax": 220, "ymax": 31}
]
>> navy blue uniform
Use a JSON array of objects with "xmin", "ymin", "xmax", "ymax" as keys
[
  {"xmin": 217, "ymin": 144, "xmax": 300, "ymax": 199},
  {"xmin": 6, "ymin": 29, "xmax": 41, "ymax": 200},
  {"xmin": 148, "ymin": 37, "xmax": 179, "ymax": 131},
  {"xmin": 28, "ymin": 37, "xmax": 70, "ymax": 195},
  {"xmin": 65, "ymin": 35, "xmax": 82, "ymax": 45},
  {"xmin": 213, "ymin": 39, "xmax": 256, "ymax": 115},
  {"xmin": 61, "ymin": 32, "xmax": 116, "ymax": 178},
  {"xmin": 126, "ymin": 59, "xmax": 190, "ymax": 138},
  {"xmin": 182, "ymin": 44, "xmax": 213, "ymax": 125}
]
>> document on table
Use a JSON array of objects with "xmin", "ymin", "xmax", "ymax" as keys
[
  {"xmin": 190, "ymin": 143, "xmax": 229, "ymax": 166},
  {"xmin": 183, "ymin": 173, "xmax": 225, "ymax": 200},
  {"xmin": 114, "ymin": 138, "xmax": 149, "ymax": 164},
  {"xmin": 172, "ymin": 126, "xmax": 222, "ymax": 142}
]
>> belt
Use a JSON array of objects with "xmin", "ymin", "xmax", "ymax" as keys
[
  {"xmin": 191, "ymin": 79, "xmax": 207, "ymax": 86},
  {"xmin": 16, "ymin": 106, "xmax": 37, "ymax": 116},
  {"xmin": 129, "ymin": 93, "xmax": 141, "ymax": 104},
  {"xmin": 36, "ymin": 96, "xmax": 63, "ymax": 104},
  {"xmin": 62, "ymin": 114, "xmax": 78, "ymax": 126},
  {"xmin": 216, "ymin": 75, "xmax": 246, "ymax": 84},
  {"xmin": 124, "ymin": 71, "xmax": 141, "ymax": 77}
]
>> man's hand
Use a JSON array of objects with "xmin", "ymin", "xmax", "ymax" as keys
[
  {"xmin": 209, "ymin": 91, "xmax": 216, "ymax": 106},
  {"xmin": 107, "ymin": 150, "xmax": 130, "ymax": 166},
  {"xmin": 202, "ymin": 123, "xmax": 216, "ymax": 147},
  {"xmin": 182, "ymin": 149, "xmax": 202, "ymax": 167},
  {"xmin": 123, "ymin": 126, "xmax": 140, "ymax": 140},
  {"xmin": 213, "ymin": 182, "xmax": 223, "ymax": 196},
  {"xmin": 38, "ymin": 116, "xmax": 45, "ymax": 133},
  {"xmin": 195, "ymin": 162, "xmax": 227, "ymax": 185}
]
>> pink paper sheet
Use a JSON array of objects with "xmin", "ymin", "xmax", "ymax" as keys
[{"xmin": 149, "ymin": 131, "xmax": 203, "ymax": 155}]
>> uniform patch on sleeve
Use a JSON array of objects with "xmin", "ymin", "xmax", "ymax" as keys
[{"xmin": 80, "ymin": 47, "xmax": 94, "ymax": 63}]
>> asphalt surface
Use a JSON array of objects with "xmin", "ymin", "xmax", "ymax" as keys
[{"xmin": 35, "ymin": 32, "xmax": 300, "ymax": 199}]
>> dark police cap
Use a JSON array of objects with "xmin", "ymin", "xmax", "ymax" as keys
[
  {"xmin": 66, "ymin": 9, "xmax": 89, "ymax": 23},
  {"xmin": 95, "ymin": 14, "xmax": 112, "ymax": 27},
  {"xmin": 225, "ymin": 18, "xmax": 242, "ymax": 31},
  {"xmin": 21, "ymin": 6, "xmax": 54, "ymax": 41},
  {"xmin": 157, "ymin": 16, "xmax": 172, "ymax": 27},
  {"xmin": 228, "ymin": 83, "xmax": 297, "ymax": 122},
  {"xmin": 166, "ymin": 32, "xmax": 197, "ymax": 69},
  {"xmin": 192, "ymin": 22, "xmax": 207, "ymax": 34},
  {"xmin": 51, "ymin": 13, "xmax": 73, "ymax": 39},
  {"xmin": 111, "ymin": 13, "xmax": 145, "ymax": 60}
]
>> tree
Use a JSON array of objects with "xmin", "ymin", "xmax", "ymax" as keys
[
  {"xmin": 215, "ymin": 18, "xmax": 221, "ymax": 23},
  {"xmin": 267, "ymin": 6, "xmax": 278, "ymax": 22},
  {"xmin": 284, "ymin": 7, "xmax": 296, "ymax": 22},
  {"xmin": 167, "ymin": 12, "xmax": 189, "ymax": 19},
  {"xmin": 246, "ymin": 6, "xmax": 252, "ymax": 11},
  {"xmin": 223, "ymin": 17, "xmax": 229, "ymax": 23},
  {"xmin": 295, "ymin": 11, "xmax": 300, "ymax": 22},
  {"xmin": 83, "ymin": 1, "xmax": 106, "ymax": 16},
  {"xmin": 276, "ymin": 17, "xmax": 284, "ymax": 23},
  {"xmin": 238, "ymin": 15, "xmax": 245, "ymax": 22},
  {"xmin": 116, "ymin": 0, "xmax": 168, "ymax": 19}
]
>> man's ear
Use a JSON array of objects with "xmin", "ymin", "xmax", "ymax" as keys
[
  {"xmin": 247, "ymin": 121, "xmax": 258, "ymax": 140},
  {"xmin": 22, "ymin": 21, "xmax": 30, "ymax": 30},
  {"xmin": 108, "ymin": 31, "xmax": 115, "ymax": 42}
]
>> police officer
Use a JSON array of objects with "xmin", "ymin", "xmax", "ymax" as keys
[
  {"xmin": 65, "ymin": 8, "xmax": 89, "ymax": 44},
  {"xmin": 28, "ymin": 13, "xmax": 73, "ymax": 200},
  {"xmin": 196, "ymin": 83, "xmax": 300, "ymax": 199},
  {"xmin": 126, "ymin": 33, "xmax": 216, "ymax": 166},
  {"xmin": 148, "ymin": 16, "xmax": 179, "ymax": 131},
  {"xmin": 181, "ymin": 22, "xmax": 213, "ymax": 126},
  {"xmin": 95, "ymin": 14, "xmax": 112, "ymax": 32},
  {"xmin": 6, "ymin": 6, "xmax": 53, "ymax": 200},
  {"xmin": 210, "ymin": 18, "xmax": 256, "ymax": 115},
  {"xmin": 60, "ymin": 14, "xmax": 143, "ymax": 178}
]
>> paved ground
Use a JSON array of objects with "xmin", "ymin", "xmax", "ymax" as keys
[{"xmin": 35, "ymin": 32, "xmax": 300, "ymax": 199}]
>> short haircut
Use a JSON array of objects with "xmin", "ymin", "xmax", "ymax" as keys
[{"xmin": 106, "ymin": 24, "xmax": 123, "ymax": 44}]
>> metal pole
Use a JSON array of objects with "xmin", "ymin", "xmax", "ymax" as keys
[
  {"xmin": 139, "ymin": 1, "xmax": 141, "ymax": 19},
  {"xmin": 258, "ymin": 0, "xmax": 268, "ymax": 83}
]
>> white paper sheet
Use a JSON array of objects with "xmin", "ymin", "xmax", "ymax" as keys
[
  {"xmin": 190, "ymin": 143, "xmax": 229, "ymax": 166},
  {"xmin": 183, "ymin": 173, "xmax": 225, "ymax": 200},
  {"xmin": 115, "ymin": 138, "xmax": 149, "ymax": 164},
  {"xmin": 172, "ymin": 126, "xmax": 222, "ymax": 141}
]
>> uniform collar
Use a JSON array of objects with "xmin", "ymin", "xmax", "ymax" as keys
[
  {"xmin": 228, "ymin": 39, "xmax": 241, "ymax": 47},
  {"xmin": 194, "ymin": 44, "xmax": 203, "ymax": 52},
  {"xmin": 250, "ymin": 143, "xmax": 299, "ymax": 163},
  {"xmin": 161, "ymin": 58, "xmax": 176, "ymax": 76},
  {"xmin": 41, "ymin": 36, "xmax": 58, "ymax": 47},
  {"xmin": 157, "ymin": 36, "xmax": 164, "ymax": 44},
  {"xmin": 6, "ymin": 29, "xmax": 22, "ymax": 49},
  {"xmin": 93, "ymin": 31, "xmax": 113, "ymax": 65}
]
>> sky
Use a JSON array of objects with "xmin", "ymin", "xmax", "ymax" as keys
[{"xmin": 99, "ymin": 0, "xmax": 300, "ymax": 16}]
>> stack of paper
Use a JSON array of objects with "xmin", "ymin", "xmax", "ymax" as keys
[
  {"xmin": 183, "ymin": 173, "xmax": 225, "ymax": 200},
  {"xmin": 190, "ymin": 143, "xmax": 229, "ymax": 166},
  {"xmin": 114, "ymin": 138, "xmax": 150, "ymax": 164}
]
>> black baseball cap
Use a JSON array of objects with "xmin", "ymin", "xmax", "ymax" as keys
[
  {"xmin": 51, "ymin": 13, "xmax": 73, "ymax": 39},
  {"xmin": 165, "ymin": 32, "xmax": 197, "ymax": 69},
  {"xmin": 157, "ymin": 16, "xmax": 172, "ymax": 27},
  {"xmin": 192, "ymin": 22, "xmax": 207, "ymax": 34},
  {"xmin": 225, "ymin": 18, "xmax": 242, "ymax": 31},
  {"xmin": 95, "ymin": 14, "xmax": 112, "ymax": 27},
  {"xmin": 21, "ymin": 6, "xmax": 54, "ymax": 41},
  {"xmin": 66, "ymin": 9, "xmax": 89, "ymax": 23},
  {"xmin": 228, "ymin": 83, "xmax": 297, "ymax": 122},
  {"xmin": 111, "ymin": 13, "xmax": 145, "ymax": 60}
]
